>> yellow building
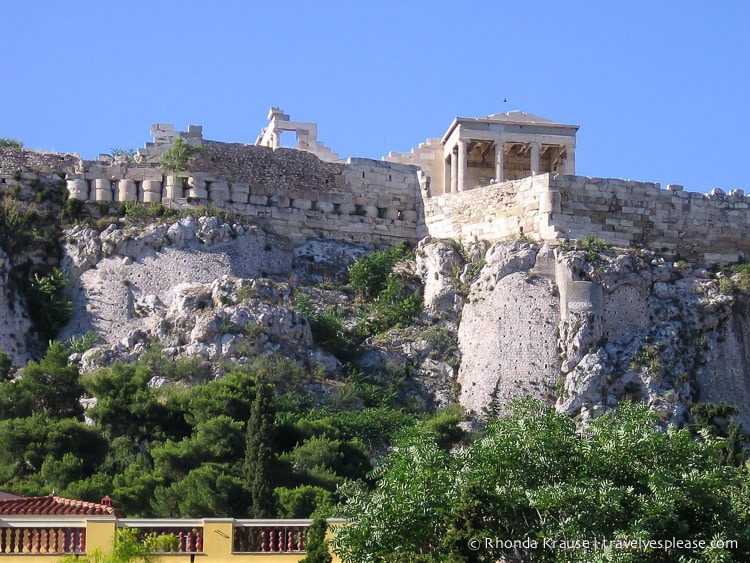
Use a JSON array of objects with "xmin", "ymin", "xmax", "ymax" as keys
[{"xmin": 0, "ymin": 494, "xmax": 342, "ymax": 563}]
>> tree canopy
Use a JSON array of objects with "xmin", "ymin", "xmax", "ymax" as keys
[{"xmin": 332, "ymin": 398, "xmax": 750, "ymax": 562}]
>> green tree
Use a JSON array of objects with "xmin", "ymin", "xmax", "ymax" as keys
[
  {"xmin": 0, "ymin": 341, "xmax": 84, "ymax": 420},
  {"xmin": 300, "ymin": 517, "xmax": 333, "ymax": 563},
  {"xmin": 244, "ymin": 375, "xmax": 276, "ymax": 518},
  {"xmin": 159, "ymin": 137, "xmax": 202, "ymax": 171},
  {"xmin": 0, "ymin": 414, "xmax": 107, "ymax": 493},
  {"xmin": 333, "ymin": 399, "xmax": 750, "ymax": 562},
  {"xmin": 85, "ymin": 363, "xmax": 185, "ymax": 442},
  {"xmin": 152, "ymin": 462, "xmax": 246, "ymax": 518},
  {"xmin": 27, "ymin": 268, "xmax": 73, "ymax": 339},
  {"xmin": 0, "ymin": 349, "xmax": 12, "ymax": 380}
]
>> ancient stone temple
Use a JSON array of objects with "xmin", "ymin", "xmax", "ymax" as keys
[{"xmin": 385, "ymin": 110, "xmax": 579, "ymax": 195}]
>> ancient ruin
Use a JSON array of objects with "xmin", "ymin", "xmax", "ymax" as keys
[{"xmin": 1, "ymin": 107, "xmax": 747, "ymax": 264}]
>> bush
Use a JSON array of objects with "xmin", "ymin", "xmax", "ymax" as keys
[
  {"xmin": 0, "ymin": 138, "xmax": 23, "ymax": 149},
  {"xmin": 27, "ymin": 268, "xmax": 72, "ymax": 339},
  {"xmin": 160, "ymin": 137, "xmax": 203, "ymax": 171},
  {"xmin": 349, "ymin": 243, "xmax": 412, "ymax": 298}
]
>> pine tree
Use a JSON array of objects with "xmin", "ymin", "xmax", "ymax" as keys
[{"xmin": 244, "ymin": 376, "xmax": 276, "ymax": 518}]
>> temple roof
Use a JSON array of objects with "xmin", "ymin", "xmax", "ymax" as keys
[
  {"xmin": 442, "ymin": 110, "xmax": 579, "ymax": 142},
  {"xmin": 478, "ymin": 110, "xmax": 563, "ymax": 125},
  {"xmin": 0, "ymin": 494, "xmax": 120, "ymax": 517}
]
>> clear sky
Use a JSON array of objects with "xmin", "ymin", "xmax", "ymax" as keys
[{"xmin": 1, "ymin": 1, "xmax": 748, "ymax": 193}]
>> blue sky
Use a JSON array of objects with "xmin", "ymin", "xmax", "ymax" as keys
[{"xmin": 1, "ymin": 1, "xmax": 748, "ymax": 193}]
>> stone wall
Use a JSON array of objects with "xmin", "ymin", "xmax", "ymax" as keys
[
  {"xmin": 0, "ymin": 148, "xmax": 79, "ymax": 175},
  {"xmin": 549, "ymin": 175, "xmax": 750, "ymax": 264},
  {"xmin": 3, "ymin": 142, "xmax": 750, "ymax": 264},
  {"xmin": 422, "ymin": 175, "xmax": 554, "ymax": 242},
  {"xmin": 61, "ymin": 142, "xmax": 426, "ymax": 245},
  {"xmin": 423, "ymin": 173, "xmax": 750, "ymax": 265}
]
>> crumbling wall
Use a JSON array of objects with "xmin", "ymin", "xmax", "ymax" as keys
[
  {"xmin": 0, "ymin": 149, "xmax": 79, "ymax": 175},
  {"xmin": 62, "ymin": 142, "xmax": 425, "ymax": 245}
]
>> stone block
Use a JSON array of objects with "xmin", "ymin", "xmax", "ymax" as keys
[
  {"xmin": 249, "ymin": 194, "xmax": 269, "ymax": 206},
  {"xmin": 142, "ymin": 191, "xmax": 161, "ymax": 203},
  {"xmin": 165, "ymin": 184, "xmax": 184, "ymax": 200},
  {"xmin": 117, "ymin": 179, "xmax": 137, "ymax": 202},
  {"xmin": 269, "ymin": 195, "xmax": 290, "ymax": 207},
  {"xmin": 188, "ymin": 177, "xmax": 206, "ymax": 189},
  {"xmin": 92, "ymin": 179, "xmax": 112, "ymax": 202},
  {"xmin": 142, "ymin": 180, "xmax": 162, "ymax": 194},
  {"xmin": 186, "ymin": 188, "xmax": 208, "ymax": 200},
  {"xmin": 67, "ymin": 179, "xmax": 89, "ymax": 201},
  {"xmin": 315, "ymin": 201, "xmax": 335, "ymax": 213},
  {"xmin": 292, "ymin": 198, "xmax": 313, "ymax": 210}
]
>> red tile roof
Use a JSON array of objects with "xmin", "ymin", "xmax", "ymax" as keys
[{"xmin": 0, "ymin": 495, "xmax": 120, "ymax": 517}]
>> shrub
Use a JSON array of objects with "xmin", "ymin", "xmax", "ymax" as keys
[
  {"xmin": 348, "ymin": 243, "xmax": 412, "ymax": 298},
  {"xmin": 0, "ymin": 138, "xmax": 23, "ymax": 149},
  {"xmin": 28, "ymin": 268, "xmax": 72, "ymax": 339},
  {"xmin": 66, "ymin": 330, "xmax": 100, "ymax": 353},
  {"xmin": 160, "ymin": 137, "xmax": 203, "ymax": 171}
]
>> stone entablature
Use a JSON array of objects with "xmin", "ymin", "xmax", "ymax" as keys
[{"xmin": 255, "ymin": 107, "xmax": 341, "ymax": 163}]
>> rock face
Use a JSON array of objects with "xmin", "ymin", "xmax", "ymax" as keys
[
  {"xmin": 0, "ymin": 247, "xmax": 34, "ymax": 367},
  {"xmin": 453, "ymin": 239, "xmax": 750, "ymax": 429},
  {"xmin": 457, "ymin": 242, "xmax": 559, "ymax": 417},
  {"xmin": 0, "ymin": 205, "xmax": 745, "ymax": 428},
  {"xmin": 60, "ymin": 217, "xmax": 293, "ymax": 351}
]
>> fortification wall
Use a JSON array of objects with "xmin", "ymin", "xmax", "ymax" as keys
[
  {"xmin": 60, "ymin": 142, "xmax": 426, "ymax": 245},
  {"xmin": 0, "ymin": 148, "xmax": 80, "ymax": 175},
  {"xmin": 549, "ymin": 175, "xmax": 750, "ymax": 264},
  {"xmin": 422, "ymin": 173, "xmax": 750, "ymax": 264},
  {"xmin": 3, "ymin": 142, "xmax": 749, "ymax": 264},
  {"xmin": 422, "ymin": 175, "xmax": 556, "ymax": 242}
]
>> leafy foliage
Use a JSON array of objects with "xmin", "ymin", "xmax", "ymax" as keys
[
  {"xmin": 27, "ymin": 267, "xmax": 72, "ymax": 339},
  {"xmin": 0, "ymin": 137, "xmax": 23, "ymax": 149},
  {"xmin": 159, "ymin": 137, "xmax": 203, "ymax": 171},
  {"xmin": 300, "ymin": 517, "xmax": 333, "ymax": 563},
  {"xmin": 349, "ymin": 242, "xmax": 413, "ymax": 298},
  {"xmin": 333, "ymin": 398, "xmax": 750, "ymax": 562},
  {"xmin": 59, "ymin": 527, "xmax": 175, "ymax": 563}
]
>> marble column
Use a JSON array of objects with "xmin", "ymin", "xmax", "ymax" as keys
[
  {"xmin": 494, "ymin": 138, "xmax": 504, "ymax": 183},
  {"xmin": 457, "ymin": 140, "xmax": 467, "ymax": 192},
  {"xmin": 530, "ymin": 140, "xmax": 540, "ymax": 175},
  {"xmin": 450, "ymin": 150, "xmax": 458, "ymax": 194},
  {"xmin": 564, "ymin": 144, "xmax": 576, "ymax": 175}
]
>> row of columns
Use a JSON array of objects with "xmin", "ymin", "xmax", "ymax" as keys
[{"xmin": 445, "ymin": 138, "xmax": 574, "ymax": 194}]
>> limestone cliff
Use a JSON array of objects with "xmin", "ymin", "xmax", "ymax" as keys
[
  {"xmin": 1, "ymin": 203, "xmax": 749, "ymax": 429},
  {"xmin": 450, "ymin": 238, "xmax": 750, "ymax": 429}
]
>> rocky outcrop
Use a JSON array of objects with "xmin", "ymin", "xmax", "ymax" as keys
[
  {"xmin": 457, "ymin": 241, "xmax": 559, "ymax": 418},
  {"xmin": 53, "ymin": 214, "xmax": 750, "ymax": 428},
  {"xmin": 0, "ymin": 247, "xmax": 34, "ymax": 367}
]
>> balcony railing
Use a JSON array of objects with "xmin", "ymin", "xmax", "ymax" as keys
[
  {"xmin": 117, "ymin": 519, "xmax": 204, "ymax": 554},
  {"xmin": 0, "ymin": 517, "xmax": 346, "ymax": 562},
  {"xmin": 233, "ymin": 520, "xmax": 310, "ymax": 554},
  {"xmin": 0, "ymin": 521, "xmax": 86, "ymax": 554}
]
